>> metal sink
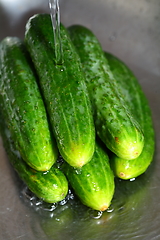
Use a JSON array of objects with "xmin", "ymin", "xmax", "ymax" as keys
[{"xmin": 0, "ymin": 0, "xmax": 160, "ymax": 239}]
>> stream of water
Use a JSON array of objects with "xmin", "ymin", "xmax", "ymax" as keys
[{"xmin": 48, "ymin": 0, "xmax": 63, "ymax": 64}]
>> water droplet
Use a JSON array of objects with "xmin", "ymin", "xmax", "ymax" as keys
[
  {"xmin": 59, "ymin": 199, "xmax": 67, "ymax": 206},
  {"xmin": 43, "ymin": 171, "xmax": 49, "ymax": 175},
  {"xmin": 89, "ymin": 209, "xmax": 103, "ymax": 219},
  {"xmin": 130, "ymin": 178, "xmax": 136, "ymax": 182},
  {"xmin": 35, "ymin": 199, "xmax": 43, "ymax": 206},
  {"xmin": 107, "ymin": 205, "xmax": 114, "ymax": 213},
  {"xmin": 49, "ymin": 212, "xmax": 54, "ymax": 218},
  {"xmin": 42, "ymin": 202, "xmax": 58, "ymax": 212},
  {"xmin": 66, "ymin": 189, "xmax": 75, "ymax": 200},
  {"xmin": 74, "ymin": 168, "xmax": 82, "ymax": 175}
]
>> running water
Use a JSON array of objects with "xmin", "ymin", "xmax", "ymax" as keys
[{"xmin": 48, "ymin": 0, "xmax": 63, "ymax": 64}]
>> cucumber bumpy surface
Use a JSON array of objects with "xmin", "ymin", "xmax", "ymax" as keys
[
  {"xmin": 105, "ymin": 52, "xmax": 155, "ymax": 179},
  {"xmin": 0, "ymin": 111, "xmax": 68, "ymax": 203},
  {"xmin": 0, "ymin": 37, "xmax": 58, "ymax": 171},
  {"xmin": 25, "ymin": 14, "xmax": 95, "ymax": 168},
  {"xmin": 62, "ymin": 139, "xmax": 115, "ymax": 211},
  {"xmin": 68, "ymin": 25, "xmax": 144, "ymax": 160}
]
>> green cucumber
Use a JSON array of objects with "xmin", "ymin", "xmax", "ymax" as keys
[
  {"xmin": 62, "ymin": 139, "xmax": 115, "ymax": 211},
  {"xmin": 0, "ymin": 37, "xmax": 58, "ymax": 171},
  {"xmin": 105, "ymin": 52, "xmax": 155, "ymax": 179},
  {"xmin": 0, "ymin": 112, "xmax": 68, "ymax": 203},
  {"xmin": 68, "ymin": 25, "xmax": 144, "ymax": 160},
  {"xmin": 25, "ymin": 14, "xmax": 95, "ymax": 168}
]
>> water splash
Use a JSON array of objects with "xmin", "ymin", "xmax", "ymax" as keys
[{"xmin": 20, "ymin": 185, "xmax": 75, "ymax": 214}]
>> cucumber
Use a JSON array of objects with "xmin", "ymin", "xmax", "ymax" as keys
[
  {"xmin": 0, "ymin": 111, "xmax": 68, "ymax": 203},
  {"xmin": 105, "ymin": 52, "xmax": 155, "ymax": 179},
  {"xmin": 0, "ymin": 37, "xmax": 58, "ymax": 171},
  {"xmin": 68, "ymin": 25, "xmax": 144, "ymax": 160},
  {"xmin": 62, "ymin": 139, "xmax": 115, "ymax": 211},
  {"xmin": 25, "ymin": 14, "xmax": 95, "ymax": 168}
]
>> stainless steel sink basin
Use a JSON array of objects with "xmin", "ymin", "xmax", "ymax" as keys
[{"xmin": 0, "ymin": 0, "xmax": 160, "ymax": 239}]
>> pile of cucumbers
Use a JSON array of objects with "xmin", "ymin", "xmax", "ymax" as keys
[{"xmin": 0, "ymin": 14, "xmax": 155, "ymax": 212}]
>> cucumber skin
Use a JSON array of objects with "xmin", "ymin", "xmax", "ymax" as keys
[
  {"xmin": 68, "ymin": 25, "xmax": 144, "ymax": 160},
  {"xmin": 0, "ymin": 37, "xmax": 58, "ymax": 171},
  {"xmin": 25, "ymin": 14, "xmax": 95, "ymax": 168},
  {"xmin": 0, "ymin": 112, "xmax": 68, "ymax": 203},
  {"xmin": 105, "ymin": 52, "xmax": 155, "ymax": 179},
  {"xmin": 62, "ymin": 139, "xmax": 115, "ymax": 211}
]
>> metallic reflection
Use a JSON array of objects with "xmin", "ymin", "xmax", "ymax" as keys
[{"xmin": 0, "ymin": 0, "xmax": 48, "ymax": 20}]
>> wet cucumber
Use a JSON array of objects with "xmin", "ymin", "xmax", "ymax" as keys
[
  {"xmin": 105, "ymin": 52, "xmax": 155, "ymax": 179},
  {"xmin": 0, "ymin": 37, "xmax": 58, "ymax": 171},
  {"xmin": 0, "ymin": 112, "xmax": 68, "ymax": 203},
  {"xmin": 68, "ymin": 25, "xmax": 144, "ymax": 160},
  {"xmin": 25, "ymin": 14, "xmax": 95, "ymax": 168},
  {"xmin": 62, "ymin": 139, "xmax": 115, "ymax": 211}
]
